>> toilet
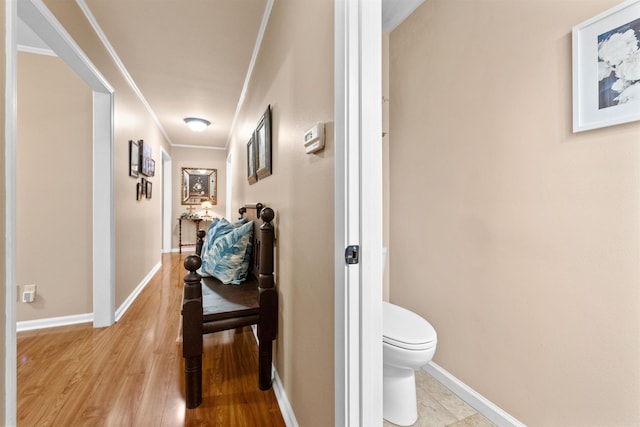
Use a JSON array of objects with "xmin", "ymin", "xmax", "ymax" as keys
[{"xmin": 383, "ymin": 301, "xmax": 437, "ymax": 426}]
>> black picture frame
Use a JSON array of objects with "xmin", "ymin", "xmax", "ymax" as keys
[
  {"xmin": 247, "ymin": 134, "xmax": 257, "ymax": 185},
  {"xmin": 145, "ymin": 180, "xmax": 152, "ymax": 199},
  {"xmin": 136, "ymin": 182, "xmax": 143, "ymax": 201},
  {"xmin": 255, "ymin": 105, "xmax": 272, "ymax": 180},
  {"xmin": 129, "ymin": 140, "xmax": 140, "ymax": 177},
  {"xmin": 139, "ymin": 139, "xmax": 153, "ymax": 176}
]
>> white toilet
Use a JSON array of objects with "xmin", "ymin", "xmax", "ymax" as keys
[{"xmin": 383, "ymin": 301, "xmax": 437, "ymax": 426}]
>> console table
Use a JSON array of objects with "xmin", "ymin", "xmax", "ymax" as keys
[{"xmin": 178, "ymin": 217, "xmax": 212, "ymax": 253}]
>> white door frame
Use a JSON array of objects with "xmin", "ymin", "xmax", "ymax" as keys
[
  {"xmin": 6, "ymin": 0, "xmax": 115, "ymax": 424},
  {"xmin": 334, "ymin": 0, "xmax": 383, "ymax": 425},
  {"xmin": 161, "ymin": 148, "xmax": 172, "ymax": 253}
]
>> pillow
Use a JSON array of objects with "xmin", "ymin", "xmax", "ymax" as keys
[
  {"xmin": 202, "ymin": 220, "xmax": 254, "ymax": 284},
  {"xmin": 199, "ymin": 218, "xmax": 236, "ymax": 276}
]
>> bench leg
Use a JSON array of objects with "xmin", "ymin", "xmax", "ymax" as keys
[
  {"xmin": 258, "ymin": 339, "xmax": 273, "ymax": 390},
  {"xmin": 185, "ymin": 355, "xmax": 202, "ymax": 408}
]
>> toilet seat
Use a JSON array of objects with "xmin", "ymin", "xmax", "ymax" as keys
[{"xmin": 383, "ymin": 302, "xmax": 437, "ymax": 351}]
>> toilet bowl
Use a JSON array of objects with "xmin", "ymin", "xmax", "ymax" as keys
[{"xmin": 383, "ymin": 301, "xmax": 437, "ymax": 426}]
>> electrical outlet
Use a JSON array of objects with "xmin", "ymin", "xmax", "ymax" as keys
[{"xmin": 22, "ymin": 284, "xmax": 36, "ymax": 303}]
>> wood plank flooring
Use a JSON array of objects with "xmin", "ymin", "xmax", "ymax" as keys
[{"xmin": 17, "ymin": 253, "xmax": 286, "ymax": 427}]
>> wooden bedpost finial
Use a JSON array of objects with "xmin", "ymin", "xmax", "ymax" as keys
[
  {"xmin": 238, "ymin": 207, "xmax": 247, "ymax": 219},
  {"xmin": 184, "ymin": 255, "xmax": 202, "ymax": 275},
  {"xmin": 260, "ymin": 207, "xmax": 274, "ymax": 224}
]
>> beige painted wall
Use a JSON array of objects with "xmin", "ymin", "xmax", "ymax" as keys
[
  {"xmin": 170, "ymin": 146, "xmax": 226, "ymax": 250},
  {"xmin": 43, "ymin": 0, "xmax": 171, "ymax": 310},
  {"xmin": 16, "ymin": 52, "xmax": 93, "ymax": 321},
  {"xmin": 227, "ymin": 0, "xmax": 335, "ymax": 424},
  {"xmin": 389, "ymin": 1, "xmax": 640, "ymax": 425}
]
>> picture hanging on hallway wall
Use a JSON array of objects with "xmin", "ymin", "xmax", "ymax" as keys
[
  {"xmin": 255, "ymin": 105, "xmax": 272, "ymax": 180},
  {"xmin": 247, "ymin": 105, "xmax": 272, "ymax": 184},
  {"xmin": 182, "ymin": 167, "xmax": 217, "ymax": 205},
  {"xmin": 247, "ymin": 134, "xmax": 258, "ymax": 185},
  {"xmin": 139, "ymin": 139, "xmax": 154, "ymax": 176},
  {"xmin": 129, "ymin": 140, "xmax": 140, "ymax": 177},
  {"xmin": 573, "ymin": 0, "xmax": 640, "ymax": 132}
]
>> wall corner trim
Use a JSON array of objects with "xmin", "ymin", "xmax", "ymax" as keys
[
  {"xmin": 423, "ymin": 362, "xmax": 527, "ymax": 427},
  {"xmin": 115, "ymin": 262, "xmax": 162, "ymax": 322}
]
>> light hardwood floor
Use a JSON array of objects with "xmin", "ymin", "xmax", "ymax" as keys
[{"xmin": 17, "ymin": 253, "xmax": 286, "ymax": 427}]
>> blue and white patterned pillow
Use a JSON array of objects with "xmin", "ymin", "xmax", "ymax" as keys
[
  {"xmin": 199, "ymin": 218, "xmax": 237, "ymax": 276},
  {"xmin": 202, "ymin": 220, "xmax": 254, "ymax": 284}
]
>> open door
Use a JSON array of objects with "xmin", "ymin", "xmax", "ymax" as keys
[{"xmin": 334, "ymin": 0, "xmax": 383, "ymax": 425}]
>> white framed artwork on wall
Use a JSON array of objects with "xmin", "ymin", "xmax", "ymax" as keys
[{"xmin": 573, "ymin": 0, "xmax": 640, "ymax": 132}]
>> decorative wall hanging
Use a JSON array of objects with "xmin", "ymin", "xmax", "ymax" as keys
[
  {"xmin": 182, "ymin": 167, "xmax": 217, "ymax": 205},
  {"xmin": 246, "ymin": 105, "xmax": 272, "ymax": 183},
  {"xmin": 255, "ymin": 105, "xmax": 272, "ymax": 180},
  {"xmin": 137, "ymin": 178, "xmax": 145, "ymax": 201},
  {"xmin": 247, "ymin": 134, "xmax": 257, "ymax": 185},
  {"xmin": 129, "ymin": 140, "xmax": 140, "ymax": 177},
  {"xmin": 139, "ymin": 139, "xmax": 153, "ymax": 176},
  {"xmin": 573, "ymin": 0, "xmax": 640, "ymax": 132},
  {"xmin": 145, "ymin": 180, "xmax": 153, "ymax": 199}
]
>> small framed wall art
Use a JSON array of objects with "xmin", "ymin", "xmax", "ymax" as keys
[
  {"xmin": 573, "ymin": 0, "xmax": 640, "ymax": 132},
  {"xmin": 129, "ymin": 140, "xmax": 140, "ymax": 177},
  {"xmin": 255, "ymin": 105, "xmax": 272, "ymax": 180},
  {"xmin": 247, "ymin": 134, "xmax": 257, "ymax": 185}
]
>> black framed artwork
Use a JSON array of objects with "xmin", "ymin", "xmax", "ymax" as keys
[
  {"xmin": 247, "ymin": 134, "xmax": 257, "ymax": 185},
  {"xmin": 129, "ymin": 140, "xmax": 140, "ymax": 177},
  {"xmin": 255, "ymin": 105, "xmax": 272, "ymax": 180}
]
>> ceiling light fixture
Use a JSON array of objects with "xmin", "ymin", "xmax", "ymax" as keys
[{"xmin": 184, "ymin": 117, "xmax": 211, "ymax": 132}]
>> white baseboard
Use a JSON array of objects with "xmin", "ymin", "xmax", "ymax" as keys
[
  {"xmin": 17, "ymin": 313, "xmax": 93, "ymax": 332},
  {"xmin": 423, "ymin": 362, "xmax": 526, "ymax": 427},
  {"xmin": 16, "ymin": 261, "xmax": 163, "ymax": 332},
  {"xmin": 115, "ymin": 261, "xmax": 162, "ymax": 322},
  {"xmin": 272, "ymin": 368, "xmax": 298, "ymax": 427},
  {"xmin": 250, "ymin": 325, "xmax": 299, "ymax": 427}
]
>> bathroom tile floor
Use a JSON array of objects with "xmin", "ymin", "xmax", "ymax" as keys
[{"xmin": 383, "ymin": 370, "xmax": 497, "ymax": 427}]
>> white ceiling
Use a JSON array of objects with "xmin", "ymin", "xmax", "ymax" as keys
[{"xmin": 18, "ymin": 0, "xmax": 420, "ymax": 150}]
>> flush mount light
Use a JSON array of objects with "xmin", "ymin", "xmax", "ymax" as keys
[{"xmin": 183, "ymin": 117, "xmax": 211, "ymax": 132}]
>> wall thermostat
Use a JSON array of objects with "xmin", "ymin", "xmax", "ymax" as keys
[{"xmin": 303, "ymin": 122, "xmax": 325, "ymax": 154}]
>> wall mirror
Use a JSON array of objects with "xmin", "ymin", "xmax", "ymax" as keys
[{"xmin": 182, "ymin": 167, "xmax": 217, "ymax": 205}]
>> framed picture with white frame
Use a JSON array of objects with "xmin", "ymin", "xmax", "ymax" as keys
[{"xmin": 572, "ymin": 0, "xmax": 640, "ymax": 132}]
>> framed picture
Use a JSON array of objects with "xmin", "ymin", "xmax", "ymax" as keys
[
  {"xmin": 573, "ymin": 0, "xmax": 640, "ymax": 132},
  {"xmin": 247, "ymin": 134, "xmax": 257, "ymax": 185},
  {"xmin": 136, "ymin": 181, "xmax": 144, "ymax": 201},
  {"xmin": 145, "ymin": 180, "xmax": 152, "ymax": 199},
  {"xmin": 139, "ymin": 139, "xmax": 153, "ymax": 176},
  {"xmin": 129, "ymin": 140, "xmax": 140, "ymax": 177},
  {"xmin": 181, "ymin": 167, "xmax": 217, "ymax": 205},
  {"xmin": 255, "ymin": 105, "xmax": 272, "ymax": 179},
  {"xmin": 149, "ymin": 159, "xmax": 155, "ymax": 177}
]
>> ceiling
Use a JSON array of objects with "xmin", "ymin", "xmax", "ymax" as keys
[
  {"xmin": 18, "ymin": 0, "xmax": 422, "ymax": 150},
  {"xmin": 19, "ymin": 0, "xmax": 270, "ymax": 150}
]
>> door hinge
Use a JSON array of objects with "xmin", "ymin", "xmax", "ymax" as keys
[{"xmin": 345, "ymin": 245, "xmax": 360, "ymax": 265}]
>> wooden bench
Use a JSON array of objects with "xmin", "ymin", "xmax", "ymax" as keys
[{"xmin": 182, "ymin": 203, "xmax": 277, "ymax": 408}]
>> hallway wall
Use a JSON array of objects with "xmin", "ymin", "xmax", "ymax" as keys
[
  {"xmin": 226, "ymin": 0, "xmax": 335, "ymax": 424},
  {"xmin": 43, "ymin": 0, "xmax": 172, "ymax": 311}
]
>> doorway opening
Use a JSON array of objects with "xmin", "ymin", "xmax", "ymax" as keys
[{"xmin": 6, "ymin": 1, "xmax": 115, "ymax": 424}]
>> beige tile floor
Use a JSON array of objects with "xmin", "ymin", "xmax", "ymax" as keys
[{"xmin": 383, "ymin": 370, "xmax": 497, "ymax": 427}]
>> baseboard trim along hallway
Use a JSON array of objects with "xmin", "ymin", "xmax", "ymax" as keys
[
  {"xmin": 424, "ymin": 362, "xmax": 526, "ymax": 427},
  {"xmin": 17, "ymin": 261, "xmax": 162, "ymax": 331},
  {"xmin": 251, "ymin": 324, "xmax": 299, "ymax": 427}
]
